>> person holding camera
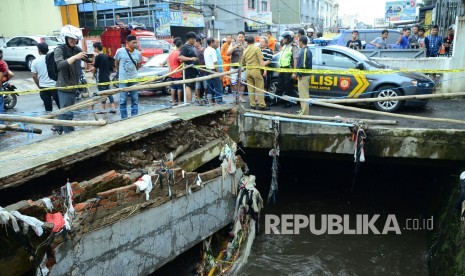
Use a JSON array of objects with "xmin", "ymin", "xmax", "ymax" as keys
[{"xmin": 54, "ymin": 25, "xmax": 92, "ymax": 134}]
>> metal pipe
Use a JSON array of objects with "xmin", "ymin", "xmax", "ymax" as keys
[{"xmin": 243, "ymin": 113, "xmax": 354, "ymax": 127}]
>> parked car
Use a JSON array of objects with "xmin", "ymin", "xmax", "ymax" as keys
[
  {"xmin": 269, "ymin": 45, "xmax": 435, "ymax": 112},
  {"xmin": 2, "ymin": 35, "xmax": 62, "ymax": 70},
  {"xmin": 137, "ymin": 53, "xmax": 171, "ymax": 95},
  {"xmin": 329, "ymin": 29, "xmax": 402, "ymax": 49}
]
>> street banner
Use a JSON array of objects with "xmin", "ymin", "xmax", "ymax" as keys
[
  {"xmin": 54, "ymin": 0, "xmax": 83, "ymax": 5},
  {"xmin": 170, "ymin": 11, "xmax": 183, "ymax": 26},
  {"xmin": 385, "ymin": 0, "xmax": 417, "ymax": 22},
  {"xmin": 155, "ymin": 3, "xmax": 171, "ymax": 36},
  {"xmin": 181, "ymin": 12, "xmax": 205, "ymax": 27},
  {"xmin": 246, "ymin": 11, "xmax": 272, "ymax": 28}
]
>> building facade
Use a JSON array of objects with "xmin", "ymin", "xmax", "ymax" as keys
[
  {"xmin": 271, "ymin": 0, "xmax": 338, "ymax": 35},
  {"xmin": 0, "ymin": 0, "xmax": 65, "ymax": 38}
]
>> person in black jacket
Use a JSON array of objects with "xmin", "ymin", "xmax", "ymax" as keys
[{"xmin": 55, "ymin": 25, "xmax": 91, "ymax": 134}]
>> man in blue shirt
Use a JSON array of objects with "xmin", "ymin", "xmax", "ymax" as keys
[
  {"xmin": 426, "ymin": 25, "xmax": 443, "ymax": 57},
  {"xmin": 397, "ymin": 28, "xmax": 411, "ymax": 49},
  {"xmin": 292, "ymin": 36, "xmax": 312, "ymax": 115},
  {"xmin": 115, "ymin": 35, "xmax": 142, "ymax": 119}
]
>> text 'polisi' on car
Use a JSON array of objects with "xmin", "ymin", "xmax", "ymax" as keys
[{"xmin": 269, "ymin": 44, "xmax": 435, "ymax": 112}]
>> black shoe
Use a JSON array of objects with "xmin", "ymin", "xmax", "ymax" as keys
[
  {"xmin": 258, "ymin": 106, "xmax": 270, "ymax": 111},
  {"xmin": 249, "ymin": 105, "xmax": 257, "ymax": 110}
]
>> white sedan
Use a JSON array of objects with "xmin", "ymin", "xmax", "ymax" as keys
[{"xmin": 1, "ymin": 35, "xmax": 62, "ymax": 70}]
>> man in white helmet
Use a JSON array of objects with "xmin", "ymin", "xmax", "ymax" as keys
[
  {"xmin": 306, "ymin": 28, "xmax": 315, "ymax": 44},
  {"xmin": 54, "ymin": 24, "xmax": 89, "ymax": 134}
]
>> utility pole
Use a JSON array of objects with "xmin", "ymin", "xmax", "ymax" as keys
[{"xmin": 278, "ymin": 0, "xmax": 281, "ymax": 38}]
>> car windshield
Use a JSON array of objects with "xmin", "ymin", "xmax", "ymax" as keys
[
  {"xmin": 138, "ymin": 38, "xmax": 163, "ymax": 49},
  {"xmin": 42, "ymin": 36, "xmax": 61, "ymax": 46},
  {"xmin": 144, "ymin": 54, "xmax": 169, "ymax": 67},
  {"xmin": 341, "ymin": 47, "xmax": 386, "ymax": 69}
]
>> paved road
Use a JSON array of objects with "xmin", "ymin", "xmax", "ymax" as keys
[
  {"xmin": 1, "ymin": 65, "xmax": 171, "ymax": 151},
  {"xmin": 2, "ymin": 65, "xmax": 465, "ymax": 152}
]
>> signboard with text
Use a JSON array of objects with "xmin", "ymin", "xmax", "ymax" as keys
[
  {"xmin": 246, "ymin": 11, "xmax": 272, "ymax": 30},
  {"xmin": 385, "ymin": 0, "xmax": 417, "ymax": 22},
  {"xmin": 155, "ymin": 3, "xmax": 171, "ymax": 36}
]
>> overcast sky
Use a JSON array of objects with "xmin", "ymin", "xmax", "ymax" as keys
[{"xmin": 338, "ymin": 0, "xmax": 387, "ymax": 24}]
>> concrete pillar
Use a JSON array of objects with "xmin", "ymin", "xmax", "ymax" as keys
[{"xmin": 449, "ymin": 16, "xmax": 465, "ymax": 93}]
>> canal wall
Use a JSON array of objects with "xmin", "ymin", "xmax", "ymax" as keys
[{"xmin": 50, "ymin": 169, "xmax": 240, "ymax": 276}]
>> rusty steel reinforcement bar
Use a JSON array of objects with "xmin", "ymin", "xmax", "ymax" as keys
[
  {"xmin": 245, "ymin": 109, "xmax": 398, "ymax": 125},
  {"xmin": 0, "ymin": 115, "xmax": 107, "ymax": 126},
  {"xmin": 243, "ymin": 113, "xmax": 354, "ymax": 127}
]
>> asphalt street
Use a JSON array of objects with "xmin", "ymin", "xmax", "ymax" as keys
[{"xmin": 2, "ymin": 65, "xmax": 465, "ymax": 152}]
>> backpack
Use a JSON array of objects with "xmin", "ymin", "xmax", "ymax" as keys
[{"xmin": 46, "ymin": 45, "xmax": 66, "ymax": 81}]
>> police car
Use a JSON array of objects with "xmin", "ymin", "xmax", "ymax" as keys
[{"xmin": 269, "ymin": 44, "xmax": 435, "ymax": 112}]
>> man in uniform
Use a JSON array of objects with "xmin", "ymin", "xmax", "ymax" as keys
[{"xmin": 241, "ymin": 36, "xmax": 269, "ymax": 110}]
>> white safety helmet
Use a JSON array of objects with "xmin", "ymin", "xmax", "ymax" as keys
[
  {"xmin": 307, "ymin": 28, "xmax": 314, "ymax": 33},
  {"xmin": 60, "ymin": 25, "xmax": 83, "ymax": 43}
]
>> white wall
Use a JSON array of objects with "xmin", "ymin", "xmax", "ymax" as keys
[{"xmin": 0, "ymin": 0, "xmax": 63, "ymax": 38}]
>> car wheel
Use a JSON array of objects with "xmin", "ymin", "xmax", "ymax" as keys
[
  {"xmin": 373, "ymin": 85, "xmax": 403, "ymax": 112},
  {"xmin": 266, "ymin": 78, "xmax": 279, "ymax": 105},
  {"xmin": 26, "ymin": 56, "xmax": 35, "ymax": 71},
  {"xmin": 163, "ymin": 78, "xmax": 172, "ymax": 95}
]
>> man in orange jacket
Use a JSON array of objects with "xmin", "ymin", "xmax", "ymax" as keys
[{"xmin": 220, "ymin": 34, "xmax": 232, "ymax": 91}]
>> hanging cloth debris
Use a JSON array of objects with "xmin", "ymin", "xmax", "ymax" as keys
[
  {"xmin": 267, "ymin": 118, "xmax": 280, "ymax": 204},
  {"xmin": 60, "ymin": 179, "xmax": 75, "ymax": 231},
  {"xmin": 0, "ymin": 206, "xmax": 20, "ymax": 233},
  {"xmin": 351, "ymin": 125, "xmax": 367, "ymax": 191},
  {"xmin": 45, "ymin": 212, "xmax": 65, "ymax": 233},
  {"xmin": 40, "ymin": 198, "xmax": 54, "ymax": 212},
  {"xmin": 135, "ymin": 174, "xmax": 153, "ymax": 201},
  {"xmin": 219, "ymin": 142, "xmax": 238, "ymax": 175},
  {"xmin": 10, "ymin": 210, "xmax": 44, "ymax": 237}
]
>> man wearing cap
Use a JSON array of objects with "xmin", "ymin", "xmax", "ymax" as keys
[{"xmin": 31, "ymin": 43, "xmax": 60, "ymax": 112}]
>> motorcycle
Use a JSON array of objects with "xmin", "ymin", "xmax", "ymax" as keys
[{"xmin": 2, "ymin": 80, "xmax": 18, "ymax": 110}]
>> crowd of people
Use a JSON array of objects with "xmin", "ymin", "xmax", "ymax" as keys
[
  {"xmin": 1, "ymin": 23, "xmax": 457, "ymax": 134},
  {"xmin": 346, "ymin": 25, "xmax": 455, "ymax": 57}
]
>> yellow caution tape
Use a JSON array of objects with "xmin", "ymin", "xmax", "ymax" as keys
[{"xmin": 5, "ymin": 62, "xmax": 465, "ymax": 95}]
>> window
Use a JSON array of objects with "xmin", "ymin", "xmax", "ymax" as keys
[
  {"xmin": 321, "ymin": 49, "xmax": 357, "ymax": 68},
  {"xmin": 6, "ymin": 37, "xmax": 21, "ymax": 47},
  {"xmin": 42, "ymin": 37, "xmax": 61, "ymax": 46},
  {"xmin": 248, "ymin": 0, "xmax": 255, "ymax": 9},
  {"xmin": 261, "ymin": 1, "xmax": 267, "ymax": 11},
  {"xmin": 21, "ymin": 38, "xmax": 36, "ymax": 46}
]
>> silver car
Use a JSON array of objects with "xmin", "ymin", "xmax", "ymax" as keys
[
  {"xmin": 270, "ymin": 45, "xmax": 435, "ymax": 112},
  {"xmin": 137, "ymin": 53, "xmax": 171, "ymax": 95}
]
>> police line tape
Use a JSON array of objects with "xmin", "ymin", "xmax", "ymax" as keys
[{"xmin": 4, "ymin": 63, "xmax": 465, "ymax": 95}]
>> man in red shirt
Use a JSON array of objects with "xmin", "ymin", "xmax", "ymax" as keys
[
  {"xmin": 168, "ymin": 38, "xmax": 184, "ymax": 105},
  {"xmin": 0, "ymin": 49, "xmax": 14, "ymax": 117}
]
